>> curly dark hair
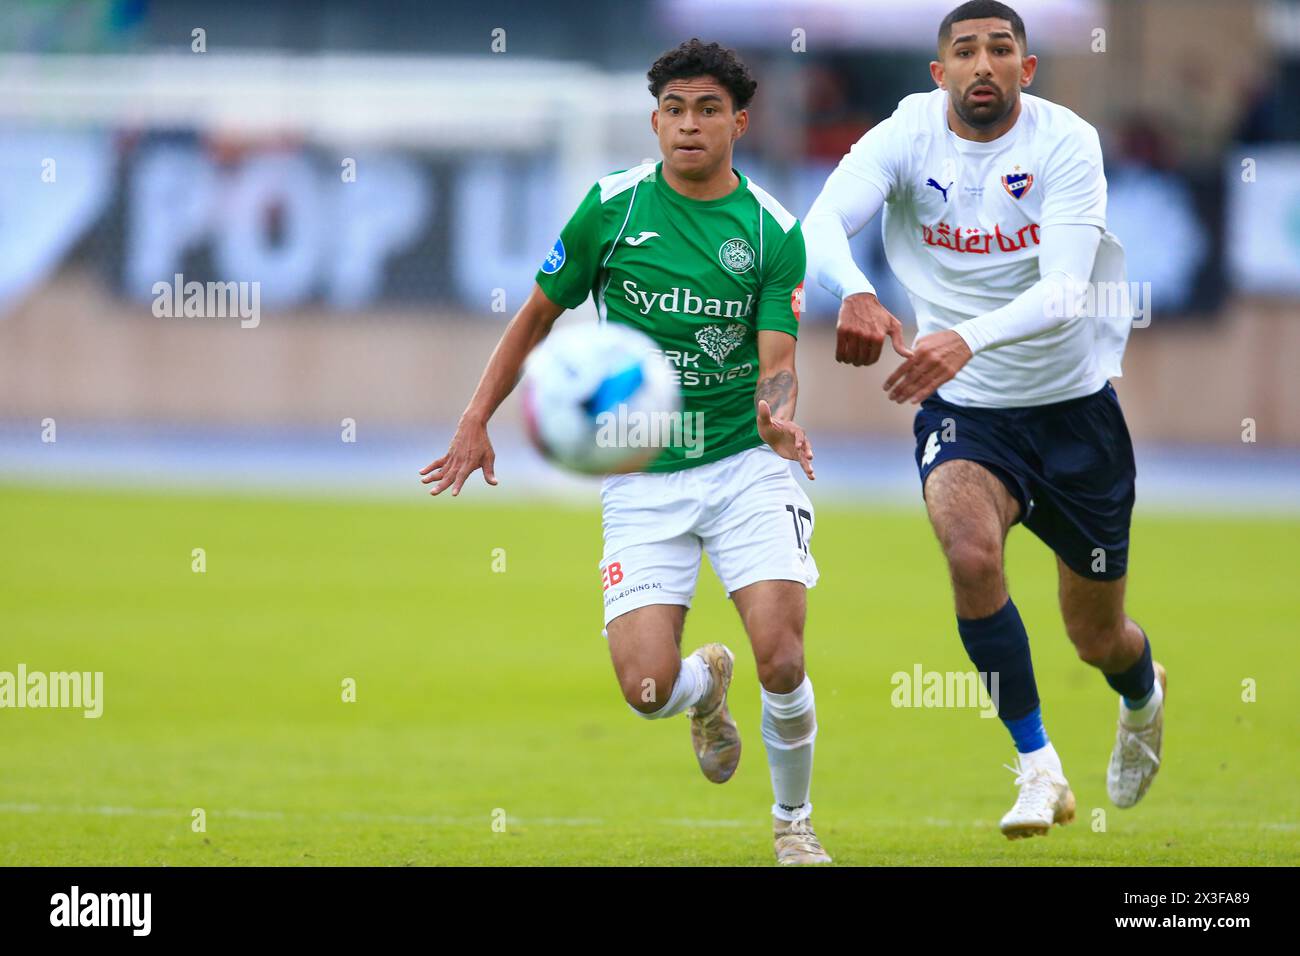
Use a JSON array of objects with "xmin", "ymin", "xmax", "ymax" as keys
[
  {"xmin": 938, "ymin": 1, "xmax": 1026, "ymax": 52},
  {"xmin": 647, "ymin": 39, "xmax": 757, "ymax": 112}
]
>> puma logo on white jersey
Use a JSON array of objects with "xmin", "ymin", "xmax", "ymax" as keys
[{"xmin": 624, "ymin": 231, "xmax": 660, "ymax": 246}]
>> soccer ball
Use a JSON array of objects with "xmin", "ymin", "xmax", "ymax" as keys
[{"xmin": 520, "ymin": 322, "xmax": 680, "ymax": 475}]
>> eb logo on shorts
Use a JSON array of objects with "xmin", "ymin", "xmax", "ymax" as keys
[{"xmin": 601, "ymin": 562, "xmax": 624, "ymax": 592}]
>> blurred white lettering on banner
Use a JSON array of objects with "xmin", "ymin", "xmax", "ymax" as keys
[{"xmin": 125, "ymin": 146, "xmax": 430, "ymax": 309}]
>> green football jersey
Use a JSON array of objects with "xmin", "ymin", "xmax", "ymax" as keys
[{"xmin": 535, "ymin": 161, "xmax": 806, "ymax": 473}]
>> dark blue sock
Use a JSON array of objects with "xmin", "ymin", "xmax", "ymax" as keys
[
  {"xmin": 1106, "ymin": 633, "xmax": 1155, "ymax": 707},
  {"xmin": 957, "ymin": 598, "xmax": 1046, "ymax": 752}
]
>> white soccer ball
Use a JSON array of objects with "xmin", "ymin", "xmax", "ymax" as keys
[{"xmin": 521, "ymin": 322, "xmax": 680, "ymax": 475}]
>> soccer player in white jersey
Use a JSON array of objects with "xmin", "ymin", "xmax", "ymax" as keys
[
  {"xmin": 804, "ymin": 1, "xmax": 1166, "ymax": 839},
  {"xmin": 422, "ymin": 40, "xmax": 831, "ymax": 863}
]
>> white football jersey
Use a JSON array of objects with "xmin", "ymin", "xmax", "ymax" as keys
[{"xmin": 835, "ymin": 88, "xmax": 1130, "ymax": 407}]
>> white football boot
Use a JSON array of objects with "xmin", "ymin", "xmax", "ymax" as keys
[
  {"xmin": 1107, "ymin": 662, "xmax": 1167, "ymax": 808},
  {"xmin": 773, "ymin": 816, "xmax": 833, "ymax": 865},
  {"xmin": 999, "ymin": 756, "xmax": 1076, "ymax": 840}
]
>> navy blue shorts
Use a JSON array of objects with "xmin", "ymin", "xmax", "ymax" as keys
[{"xmin": 913, "ymin": 383, "xmax": 1136, "ymax": 581}]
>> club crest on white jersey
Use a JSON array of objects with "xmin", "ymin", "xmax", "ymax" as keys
[{"xmin": 1001, "ymin": 168, "xmax": 1034, "ymax": 199}]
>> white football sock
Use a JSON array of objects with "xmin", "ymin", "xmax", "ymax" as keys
[
  {"xmin": 629, "ymin": 652, "xmax": 711, "ymax": 720},
  {"xmin": 1020, "ymin": 740, "xmax": 1064, "ymax": 777},
  {"xmin": 1121, "ymin": 677, "xmax": 1163, "ymax": 728},
  {"xmin": 761, "ymin": 675, "xmax": 817, "ymax": 822}
]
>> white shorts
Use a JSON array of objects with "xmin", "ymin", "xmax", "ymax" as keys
[{"xmin": 599, "ymin": 444, "xmax": 819, "ymax": 627}]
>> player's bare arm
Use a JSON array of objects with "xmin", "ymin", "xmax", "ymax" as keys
[
  {"xmin": 419, "ymin": 284, "xmax": 565, "ymax": 496},
  {"xmin": 834, "ymin": 291, "xmax": 913, "ymax": 367},
  {"xmin": 755, "ymin": 329, "xmax": 814, "ymax": 480}
]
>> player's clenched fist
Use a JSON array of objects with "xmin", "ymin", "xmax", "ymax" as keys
[
  {"xmin": 835, "ymin": 292, "xmax": 913, "ymax": 366},
  {"xmin": 419, "ymin": 415, "xmax": 498, "ymax": 497}
]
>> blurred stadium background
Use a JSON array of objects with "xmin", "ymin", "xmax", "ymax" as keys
[
  {"xmin": 1, "ymin": 0, "xmax": 1297, "ymax": 866},
  {"xmin": 1, "ymin": 0, "xmax": 1298, "ymax": 501}
]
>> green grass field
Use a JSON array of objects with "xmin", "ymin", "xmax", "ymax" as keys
[{"xmin": 1, "ymin": 483, "xmax": 1296, "ymax": 866}]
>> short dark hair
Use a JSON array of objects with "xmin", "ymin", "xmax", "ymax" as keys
[
  {"xmin": 938, "ymin": 1, "xmax": 1027, "ymax": 53},
  {"xmin": 647, "ymin": 38, "xmax": 757, "ymax": 112}
]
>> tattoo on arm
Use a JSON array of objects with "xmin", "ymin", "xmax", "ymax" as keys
[{"xmin": 755, "ymin": 369, "xmax": 796, "ymax": 420}]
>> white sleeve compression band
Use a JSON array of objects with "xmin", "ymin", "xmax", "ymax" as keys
[
  {"xmin": 950, "ymin": 222, "xmax": 1103, "ymax": 355},
  {"xmin": 803, "ymin": 170, "xmax": 887, "ymax": 301}
]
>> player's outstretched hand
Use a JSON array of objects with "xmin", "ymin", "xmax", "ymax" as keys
[
  {"xmin": 757, "ymin": 399, "xmax": 815, "ymax": 480},
  {"xmin": 883, "ymin": 330, "xmax": 973, "ymax": 405},
  {"xmin": 419, "ymin": 416, "xmax": 498, "ymax": 497},
  {"xmin": 835, "ymin": 292, "xmax": 912, "ymax": 366}
]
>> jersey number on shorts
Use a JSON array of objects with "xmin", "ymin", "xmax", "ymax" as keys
[{"xmin": 784, "ymin": 505, "xmax": 812, "ymax": 555}]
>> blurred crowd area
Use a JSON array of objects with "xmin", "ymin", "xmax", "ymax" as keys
[{"xmin": 0, "ymin": 0, "xmax": 1297, "ymax": 449}]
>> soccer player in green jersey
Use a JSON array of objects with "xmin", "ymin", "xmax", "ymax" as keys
[{"xmin": 421, "ymin": 39, "xmax": 830, "ymax": 864}]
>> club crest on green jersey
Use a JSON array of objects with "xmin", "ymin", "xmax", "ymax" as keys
[{"xmin": 718, "ymin": 238, "xmax": 755, "ymax": 274}]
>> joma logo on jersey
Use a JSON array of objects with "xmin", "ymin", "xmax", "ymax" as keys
[{"xmin": 622, "ymin": 280, "xmax": 753, "ymax": 319}]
